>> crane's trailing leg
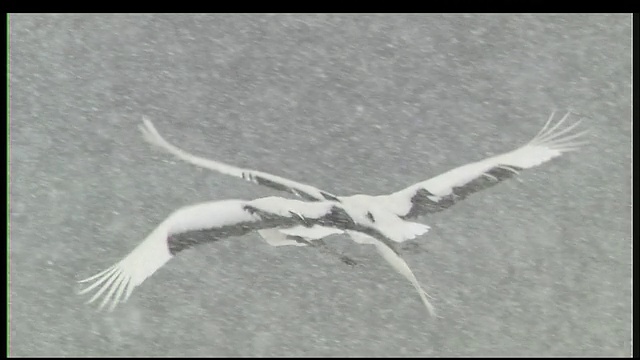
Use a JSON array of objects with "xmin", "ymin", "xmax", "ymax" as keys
[{"xmin": 289, "ymin": 236, "xmax": 358, "ymax": 266}]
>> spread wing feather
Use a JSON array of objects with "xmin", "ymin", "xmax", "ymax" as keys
[
  {"xmin": 379, "ymin": 111, "xmax": 588, "ymax": 219},
  {"xmin": 139, "ymin": 118, "xmax": 339, "ymax": 202}
]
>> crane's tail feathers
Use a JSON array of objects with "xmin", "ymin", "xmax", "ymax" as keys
[{"xmin": 77, "ymin": 226, "xmax": 173, "ymax": 312}]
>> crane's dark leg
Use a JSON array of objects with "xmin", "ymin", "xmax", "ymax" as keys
[{"xmin": 288, "ymin": 236, "xmax": 357, "ymax": 266}]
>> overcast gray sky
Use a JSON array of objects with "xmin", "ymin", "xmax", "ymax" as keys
[{"xmin": 9, "ymin": 14, "xmax": 631, "ymax": 356}]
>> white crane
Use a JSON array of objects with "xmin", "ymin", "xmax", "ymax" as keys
[{"xmin": 78, "ymin": 110, "xmax": 587, "ymax": 316}]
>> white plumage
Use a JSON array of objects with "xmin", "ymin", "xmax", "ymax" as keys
[
  {"xmin": 78, "ymin": 198, "xmax": 339, "ymax": 311},
  {"xmin": 378, "ymin": 110, "xmax": 588, "ymax": 218},
  {"xmin": 78, "ymin": 110, "xmax": 587, "ymax": 316}
]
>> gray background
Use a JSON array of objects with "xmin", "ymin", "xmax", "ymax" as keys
[{"xmin": 9, "ymin": 14, "xmax": 631, "ymax": 357}]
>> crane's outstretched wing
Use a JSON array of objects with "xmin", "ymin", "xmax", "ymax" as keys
[
  {"xmin": 139, "ymin": 118, "xmax": 340, "ymax": 202},
  {"xmin": 77, "ymin": 197, "xmax": 340, "ymax": 311},
  {"xmin": 378, "ymin": 111, "xmax": 588, "ymax": 219}
]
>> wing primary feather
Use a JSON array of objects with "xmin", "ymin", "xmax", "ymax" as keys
[
  {"xmin": 543, "ymin": 129, "xmax": 591, "ymax": 147},
  {"xmin": 78, "ymin": 221, "xmax": 173, "ymax": 311},
  {"xmin": 533, "ymin": 117, "xmax": 583, "ymax": 145},
  {"xmin": 77, "ymin": 264, "xmax": 118, "ymax": 284},
  {"xmin": 546, "ymin": 142, "xmax": 588, "ymax": 153},
  {"xmin": 99, "ymin": 272, "xmax": 127, "ymax": 311},
  {"xmin": 122, "ymin": 277, "xmax": 137, "ymax": 304},
  {"xmin": 382, "ymin": 110, "xmax": 588, "ymax": 219},
  {"xmin": 111, "ymin": 273, "xmax": 130, "ymax": 310},
  {"xmin": 77, "ymin": 266, "xmax": 119, "ymax": 295},
  {"xmin": 530, "ymin": 110, "xmax": 573, "ymax": 144},
  {"xmin": 78, "ymin": 198, "xmax": 325, "ymax": 310},
  {"xmin": 530, "ymin": 109, "xmax": 557, "ymax": 142},
  {"xmin": 87, "ymin": 270, "xmax": 120, "ymax": 305}
]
